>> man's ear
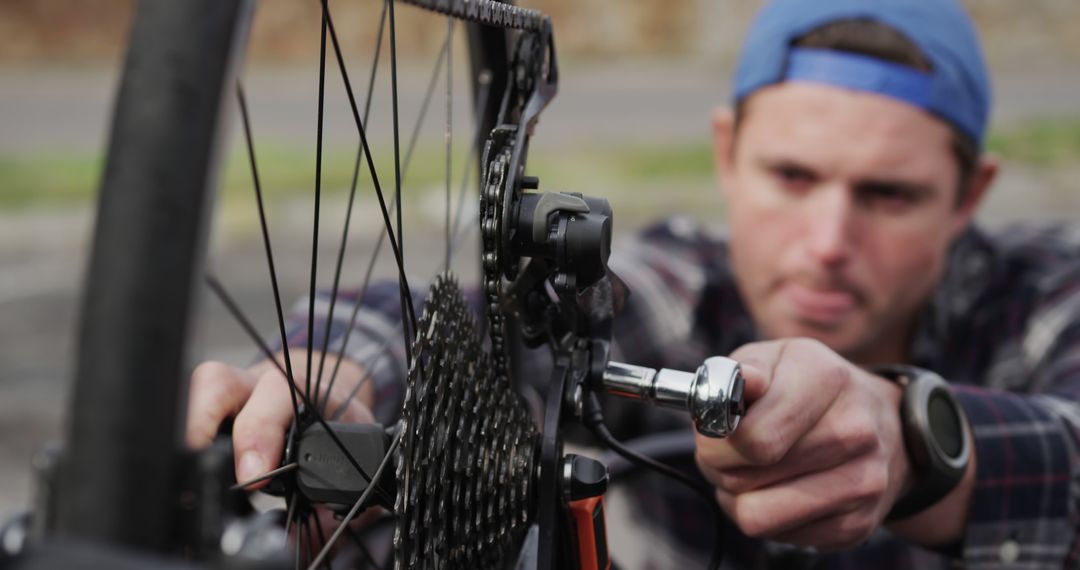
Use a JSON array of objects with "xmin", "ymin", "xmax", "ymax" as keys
[
  {"xmin": 951, "ymin": 154, "xmax": 998, "ymax": 237},
  {"xmin": 712, "ymin": 107, "xmax": 737, "ymax": 197}
]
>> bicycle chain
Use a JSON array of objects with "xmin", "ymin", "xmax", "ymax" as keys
[
  {"xmin": 479, "ymin": 137, "xmax": 516, "ymax": 385},
  {"xmin": 394, "ymin": 274, "xmax": 537, "ymax": 570},
  {"xmin": 400, "ymin": 0, "xmax": 546, "ymax": 32}
]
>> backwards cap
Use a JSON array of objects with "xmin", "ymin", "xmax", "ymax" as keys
[{"xmin": 733, "ymin": 0, "xmax": 990, "ymax": 146}]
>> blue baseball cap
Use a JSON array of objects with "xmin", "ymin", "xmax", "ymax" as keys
[{"xmin": 733, "ymin": 0, "xmax": 991, "ymax": 146}]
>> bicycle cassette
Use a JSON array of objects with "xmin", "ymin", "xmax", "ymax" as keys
[{"xmin": 394, "ymin": 273, "xmax": 538, "ymax": 570}]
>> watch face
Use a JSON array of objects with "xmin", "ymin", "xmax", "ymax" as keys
[
  {"xmin": 879, "ymin": 365, "xmax": 972, "ymax": 520},
  {"xmin": 928, "ymin": 390, "xmax": 963, "ymax": 459}
]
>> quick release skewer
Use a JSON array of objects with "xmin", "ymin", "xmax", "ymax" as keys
[{"xmin": 601, "ymin": 357, "xmax": 746, "ymax": 438}]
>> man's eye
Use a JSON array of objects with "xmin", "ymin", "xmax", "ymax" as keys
[
  {"xmin": 858, "ymin": 185, "xmax": 920, "ymax": 209},
  {"xmin": 772, "ymin": 165, "xmax": 814, "ymax": 186}
]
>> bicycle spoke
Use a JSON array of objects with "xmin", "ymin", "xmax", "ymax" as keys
[
  {"xmin": 230, "ymin": 461, "xmax": 299, "ymax": 492},
  {"xmin": 328, "ymin": 333, "xmax": 397, "ymax": 421},
  {"xmin": 313, "ymin": 0, "xmax": 388, "ymax": 412},
  {"xmin": 318, "ymin": 239, "xmax": 387, "ymax": 415},
  {"xmin": 321, "ymin": 1, "xmax": 418, "ymax": 347},
  {"xmin": 307, "ymin": 429, "xmax": 402, "ymax": 570},
  {"xmin": 449, "ymin": 72, "xmax": 492, "ymax": 261},
  {"xmin": 449, "ymin": 215, "xmax": 480, "ymax": 266},
  {"xmin": 311, "ymin": 170, "xmax": 358, "ymax": 413},
  {"xmin": 364, "ymin": 0, "xmax": 389, "ymax": 122},
  {"xmin": 315, "ymin": 4, "xmax": 450, "ymax": 412},
  {"xmin": 444, "ymin": 18, "xmax": 454, "ymax": 272},
  {"xmin": 388, "ymin": 0, "xmax": 415, "ymax": 370},
  {"xmin": 305, "ymin": 1, "xmax": 330, "ymax": 404},
  {"xmin": 399, "ymin": 27, "xmax": 450, "ymax": 186},
  {"xmin": 235, "ymin": 84, "xmax": 302, "ymax": 422},
  {"xmin": 285, "ymin": 493, "xmax": 299, "ymax": 537},
  {"xmin": 205, "ymin": 275, "xmax": 309, "ymax": 403}
]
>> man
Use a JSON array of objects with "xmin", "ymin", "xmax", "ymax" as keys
[{"xmin": 187, "ymin": 0, "xmax": 1080, "ymax": 567}]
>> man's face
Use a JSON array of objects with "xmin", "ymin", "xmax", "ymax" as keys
[{"xmin": 715, "ymin": 82, "xmax": 987, "ymax": 362}]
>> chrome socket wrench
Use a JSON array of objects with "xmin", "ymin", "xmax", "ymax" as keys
[{"xmin": 601, "ymin": 357, "xmax": 746, "ymax": 438}]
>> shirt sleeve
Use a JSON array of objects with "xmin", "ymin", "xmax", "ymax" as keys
[{"xmin": 952, "ymin": 285, "xmax": 1080, "ymax": 568}]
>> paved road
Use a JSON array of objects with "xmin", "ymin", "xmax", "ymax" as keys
[
  {"xmin": 0, "ymin": 60, "xmax": 1077, "ymax": 564},
  {"xmin": 3, "ymin": 61, "xmax": 1080, "ymax": 155}
]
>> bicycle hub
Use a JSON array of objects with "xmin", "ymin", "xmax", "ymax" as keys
[{"xmin": 601, "ymin": 357, "xmax": 746, "ymax": 438}]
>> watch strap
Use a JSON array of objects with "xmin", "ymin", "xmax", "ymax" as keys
[{"xmin": 870, "ymin": 365, "xmax": 972, "ymax": 521}]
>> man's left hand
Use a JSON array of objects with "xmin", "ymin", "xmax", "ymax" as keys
[{"xmin": 695, "ymin": 338, "xmax": 911, "ymax": 551}]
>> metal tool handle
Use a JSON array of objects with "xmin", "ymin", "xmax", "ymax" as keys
[{"xmin": 601, "ymin": 357, "xmax": 746, "ymax": 438}]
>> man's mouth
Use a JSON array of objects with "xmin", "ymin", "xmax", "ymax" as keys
[{"xmin": 779, "ymin": 281, "xmax": 858, "ymax": 326}]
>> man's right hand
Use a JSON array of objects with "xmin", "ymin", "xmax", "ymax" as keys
[{"xmin": 185, "ymin": 350, "xmax": 376, "ymax": 487}]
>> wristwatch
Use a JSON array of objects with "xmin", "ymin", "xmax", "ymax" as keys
[{"xmin": 870, "ymin": 364, "xmax": 972, "ymax": 521}]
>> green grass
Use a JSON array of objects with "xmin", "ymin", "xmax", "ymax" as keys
[
  {"xmin": 528, "ymin": 141, "xmax": 722, "ymax": 225},
  {"xmin": 0, "ymin": 153, "xmax": 104, "ymax": 207},
  {"xmin": 528, "ymin": 141, "xmax": 713, "ymax": 186},
  {"xmin": 987, "ymin": 118, "xmax": 1080, "ymax": 166},
  {"xmin": 0, "ymin": 143, "xmax": 452, "ymax": 209},
  {"xmin": 1, "ymin": 116, "xmax": 1077, "ymax": 211}
]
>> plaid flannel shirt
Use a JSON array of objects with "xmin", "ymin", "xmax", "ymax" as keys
[{"xmin": 288, "ymin": 217, "xmax": 1080, "ymax": 569}]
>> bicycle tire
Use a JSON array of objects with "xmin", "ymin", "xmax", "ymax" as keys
[{"xmin": 55, "ymin": 0, "xmax": 254, "ymax": 550}]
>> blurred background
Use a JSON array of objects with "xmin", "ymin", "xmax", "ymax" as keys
[{"xmin": 1, "ymin": 0, "xmax": 1078, "ymax": 563}]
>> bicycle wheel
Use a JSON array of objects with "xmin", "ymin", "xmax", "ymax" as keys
[{"xmin": 34, "ymin": 0, "xmax": 553, "ymax": 568}]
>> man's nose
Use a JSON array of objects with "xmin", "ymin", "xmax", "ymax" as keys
[{"xmin": 804, "ymin": 186, "xmax": 855, "ymax": 267}]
